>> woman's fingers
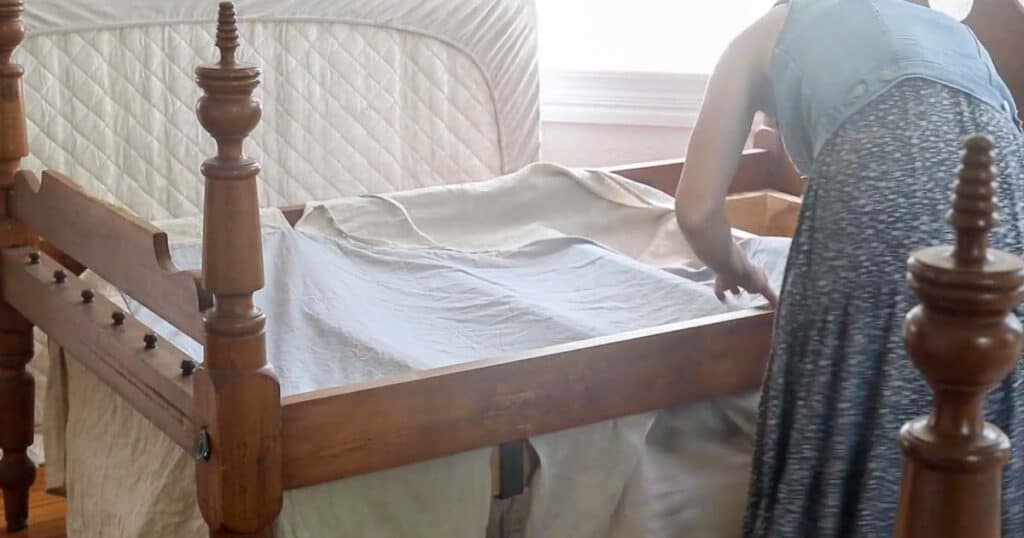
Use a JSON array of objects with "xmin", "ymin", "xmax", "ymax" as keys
[
  {"xmin": 741, "ymin": 266, "xmax": 779, "ymax": 308},
  {"xmin": 762, "ymin": 284, "xmax": 780, "ymax": 308},
  {"xmin": 714, "ymin": 281, "xmax": 728, "ymax": 302},
  {"xmin": 714, "ymin": 265, "xmax": 777, "ymax": 307}
]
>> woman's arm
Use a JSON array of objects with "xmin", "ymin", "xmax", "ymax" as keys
[{"xmin": 676, "ymin": 7, "xmax": 787, "ymax": 304}]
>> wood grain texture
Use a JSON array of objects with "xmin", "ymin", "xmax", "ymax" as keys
[
  {"xmin": 725, "ymin": 190, "xmax": 802, "ymax": 238},
  {"xmin": 605, "ymin": 148, "xmax": 774, "ymax": 196},
  {"xmin": 192, "ymin": 4, "xmax": 282, "ymax": 537},
  {"xmin": 1, "ymin": 247, "xmax": 195, "ymax": 451},
  {"xmin": 0, "ymin": 0, "xmax": 27, "ymax": 204},
  {"xmin": 895, "ymin": 137, "xmax": 1024, "ymax": 537},
  {"xmin": 0, "ymin": 291, "xmax": 34, "ymax": 534},
  {"xmin": 279, "ymin": 309, "xmax": 773, "ymax": 489},
  {"xmin": 10, "ymin": 170, "xmax": 206, "ymax": 343}
]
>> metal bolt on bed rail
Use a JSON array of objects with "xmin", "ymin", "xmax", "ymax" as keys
[
  {"xmin": 143, "ymin": 333, "xmax": 158, "ymax": 350},
  {"xmin": 27, "ymin": 252, "xmax": 39, "ymax": 264},
  {"xmin": 111, "ymin": 310, "xmax": 126, "ymax": 326},
  {"xmin": 81, "ymin": 289, "xmax": 94, "ymax": 304},
  {"xmin": 53, "ymin": 270, "xmax": 66, "ymax": 284},
  {"xmin": 180, "ymin": 359, "xmax": 196, "ymax": 376},
  {"xmin": 193, "ymin": 427, "xmax": 211, "ymax": 461}
]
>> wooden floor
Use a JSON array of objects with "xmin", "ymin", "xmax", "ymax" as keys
[{"xmin": 0, "ymin": 468, "xmax": 67, "ymax": 537}]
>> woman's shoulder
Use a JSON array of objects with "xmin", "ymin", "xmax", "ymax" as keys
[{"xmin": 725, "ymin": 4, "xmax": 789, "ymax": 80}]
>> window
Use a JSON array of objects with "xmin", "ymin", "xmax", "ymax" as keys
[
  {"xmin": 537, "ymin": 1, "xmax": 775, "ymax": 126},
  {"xmin": 536, "ymin": 0, "xmax": 776, "ymax": 75},
  {"xmin": 536, "ymin": 0, "xmax": 980, "ymax": 126}
]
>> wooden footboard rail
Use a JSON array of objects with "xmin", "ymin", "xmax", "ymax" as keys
[{"xmin": 280, "ymin": 310, "xmax": 773, "ymax": 488}]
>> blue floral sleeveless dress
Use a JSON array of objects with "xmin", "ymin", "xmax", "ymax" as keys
[{"xmin": 743, "ymin": 78, "xmax": 1024, "ymax": 536}]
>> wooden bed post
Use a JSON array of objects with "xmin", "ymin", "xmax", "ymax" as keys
[
  {"xmin": 896, "ymin": 137, "xmax": 1024, "ymax": 537},
  {"xmin": 194, "ymin": 3, "xmax": 281, "ymax": 537},
  {"xmin": 0, "ymin": 0, "xmax": 35, "ymax": 533}
]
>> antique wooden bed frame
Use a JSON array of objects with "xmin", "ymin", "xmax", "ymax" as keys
[{"xmin": 0, "ymin": 0, "xmax": 1020, "ymax": 536}]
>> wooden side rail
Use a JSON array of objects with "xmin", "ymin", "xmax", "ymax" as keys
[
  {"xmin": 604, "ymin": 126, "xmax": 806, "ymax": 197},
  {"xmin": 279, "ymin": 309, "xmax": 773, "ymax": 489},
  {"xmin": 10, "ymin": 170, "xmax": 207, "ymax": 343},
  {"xmin": 1, "ymin": 247, "xmax": 196, "ymax": 449},
  {"xmin": 725, "ymin": 190, "xmax": 802, "ymax": 238}
]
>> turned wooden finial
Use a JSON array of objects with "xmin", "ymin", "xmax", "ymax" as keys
[
  {"xmin": 949, "ymin": 136, "xmax": 997, "ymax": 266},
  {"xmin": 0, "ymin": 0, "xmax": 28, "ymax": 193},
  {"xmin": 895, "ymin": 137, "xmax": 1024, "ymax": 537},
  {"xmin": 215, "ymin": 2, "xmax": 239, "ymax": 66},
  {"xmin": 195, "ymin": 0, "xmax": 263, "ymax": 299},
  {"xmin": 196, "ymin": 2, "xmax": 261, "ymax": 164}
]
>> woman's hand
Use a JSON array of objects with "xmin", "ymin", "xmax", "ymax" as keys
[{"xmin": 715, "ymin": 248, "xmax": 779, "ymax": 308}]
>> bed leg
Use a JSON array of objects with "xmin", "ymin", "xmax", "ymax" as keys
[{"xmin": 0, "ymin": 303, "xmax": 35, "ymax": 533}]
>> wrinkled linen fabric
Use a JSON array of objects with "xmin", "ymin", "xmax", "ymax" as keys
[{"xmin": 45, "ymin": 168, "xmax": 791, "ymax": 537}]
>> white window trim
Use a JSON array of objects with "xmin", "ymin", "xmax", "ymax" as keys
[{"xmin": 540, "ymin": 70, "xmax": 710, "ymax": 128}]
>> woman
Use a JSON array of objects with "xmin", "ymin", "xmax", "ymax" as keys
[{"xmin": 675, "ymin": 0, "xmax": 1023, "ymax": 536}]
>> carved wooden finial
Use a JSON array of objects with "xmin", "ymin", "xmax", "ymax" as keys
[
  {"xmin": 895, "ymin": 139, "xmax": 1024, "ymax": 538},
  {"xmin": 0, "ymin": 0, "xmax": 28, "ymax": 193},
  {"xmin": 196, "ymin": 3, "xmax": 260, "ymax": 163},
  {"xmin": 949, "ymin": 136, "xmax": 997, "ymax": 266},
  {"xmin": 215, "ymin": 2, "xmax": 240, "ymax": 66}
]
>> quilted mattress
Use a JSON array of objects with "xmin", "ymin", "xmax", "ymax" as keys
[{"xmin": 20, "ymin": 0, "xmax": 540, "ymax": 219}]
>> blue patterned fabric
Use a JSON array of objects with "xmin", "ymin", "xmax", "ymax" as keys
[
  {"xmin": 744, "ymin": 78, "xmax": 1024, "ymax": 536},
  {"xmin": 770, "ymin": 0, "xmax": 1019, "ymax": 173}
]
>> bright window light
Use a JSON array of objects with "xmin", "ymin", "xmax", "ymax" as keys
[
  {"xmin": 536, "ymin": 0, "xmax": 777, "ymax": 74},
  {"xmin": 536, "ymin": 0, "xmax": 978, "ymax": 74}
]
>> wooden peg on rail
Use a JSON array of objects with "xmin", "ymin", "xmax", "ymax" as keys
[
  {"xmin": 193, "ymin": 3, "xmax": 282, "ymax": 537},
  {"xmin": 895, "ymin": 136, "xmax": 1024, "ymax": 537}
]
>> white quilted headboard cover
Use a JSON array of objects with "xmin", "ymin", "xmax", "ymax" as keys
[{"xmin": 18, "ymin": 0, "xmax": 540, "ymax": 219}]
